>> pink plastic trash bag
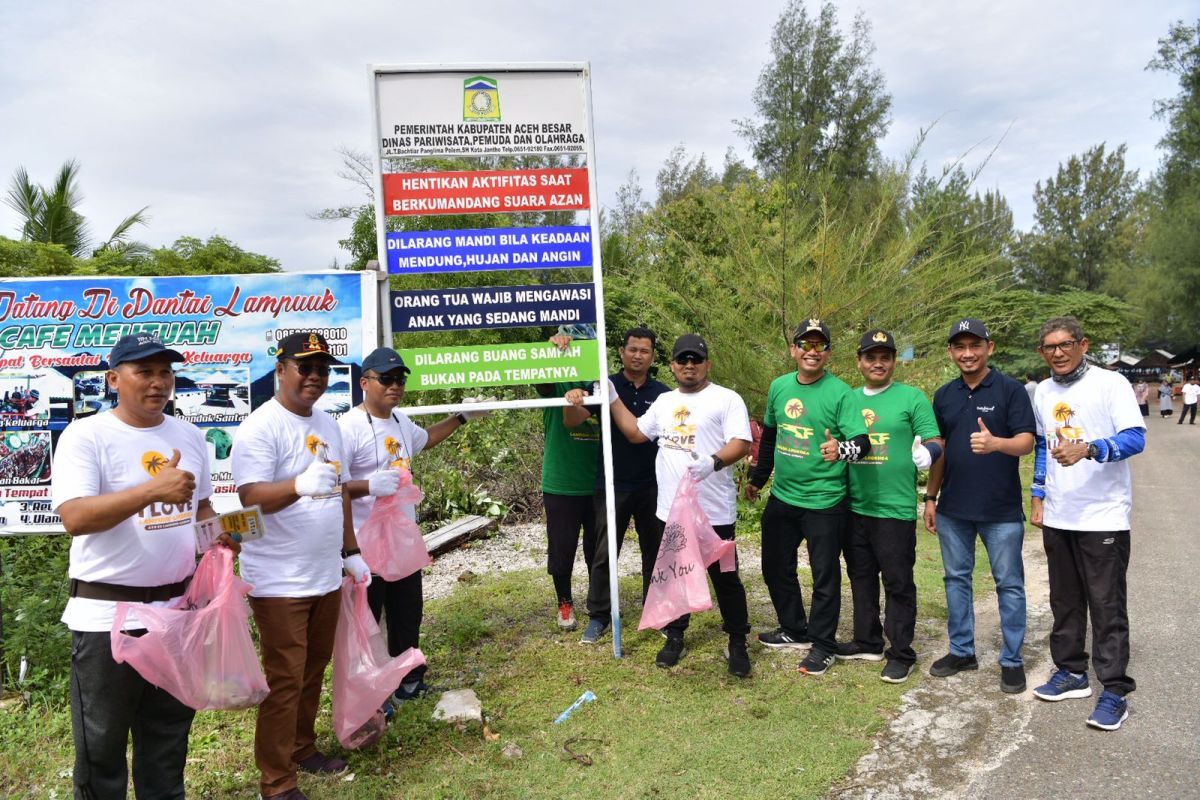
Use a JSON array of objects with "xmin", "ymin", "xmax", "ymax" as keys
[
  {"xmin": 110, "ymin": 546, "xmax": 269, "ymax": 711},
  {"xmin": 356, "ymin": 469, "xmax": 431, "ymax": 581},
  {"xmin": 638, "ymin": 474, "xmax": 737, "ymax": 631},
  {"xmin": 333, "ymin": 576, "xmax": 426, "ymax": 749}
]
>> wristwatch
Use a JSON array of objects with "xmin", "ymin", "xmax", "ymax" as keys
[
  {"xmin": 455, "ymin": 413, "xmax": 468, "ymax": 425},
  {"xmin": 341, "ymin": 547, "xmax": 361, "ymax": 558},
  {"xmin": 712, "ymin": 454, "xmax": 725, "ymax": 472},
  {"xmin": 1086, "ymin": 442, "xmax": 1099, "ymax": 461},
  {"xmin": 922, "ymin": 493, "xmax": 938, "ymax": 504}
]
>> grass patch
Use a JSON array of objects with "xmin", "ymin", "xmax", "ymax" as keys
[{"xmin": 0, "ymin": 525, "xmax": 1007, "ymax": 799}]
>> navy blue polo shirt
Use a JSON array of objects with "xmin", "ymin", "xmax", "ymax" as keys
[
  {"xmin": 590, "ymin": 370, "xmax": 669, "ymax": 492},
  {"xmin": 933, "ymin": 368, "xmax": 1036, "ymax": 522}
]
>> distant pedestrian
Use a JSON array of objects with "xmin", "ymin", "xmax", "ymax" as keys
[
  {"xmin": 1177, "ymin": 378, "xmax": 1198, "ymax": 425},
  {"xmin": 1029, "ymin": 316, "xmax": 1145, "ymax": 731},
  {"xmin": 1157, "ymin": 381, "xmax": 1173, "ymax": 418},
  {"xmin": 1132, "ymin": 379, "xmax": 1150, "ymax": 418}
]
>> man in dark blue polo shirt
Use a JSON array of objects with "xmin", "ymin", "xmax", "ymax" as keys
[
  {"xmin": 562, "ymin": 327, "xmax": 670, "ymax": 644},
  {"xmin": 923, "ymin": 318, "xmax": 1036, "ymax": 694}
]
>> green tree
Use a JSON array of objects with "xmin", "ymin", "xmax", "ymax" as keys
[
  {"xmin": 3, "ymin": 159, "xmax": 149, "ymax": 257},
  {"xmin": 1016, "ymin": 143, "xmax": 1140, "ymax": 293},
  {"xmin": 1149, "ymin": 18, "xmax": 1200, "ymax": 202},
  {"xmin": 908, "ymin": 164, "xmax": 1016, "ymax": 277},
  {"xmin": 737, "ymin": 0, "xmax": 891, "ymax": 181}
]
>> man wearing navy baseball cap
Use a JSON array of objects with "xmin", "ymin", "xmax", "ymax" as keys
[
  {"xmin": 924, "ymin": 318, "xmax": 1035, "ymax": 694},
  {"xmin": 52, "ymin": 332, "xmax": 228, "ymax": 798},
  {"xmin": 339, "ymin": 347, "xmax": 484, "ymax": 707}
]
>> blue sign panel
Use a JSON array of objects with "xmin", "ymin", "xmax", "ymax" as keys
[
  {"xmin": 386, "ymin": 225, "xmax": 592, "ymax": 274},
  {"xmin": 391, "ymin": 283, "xmax": 596, "ymax": 332}
]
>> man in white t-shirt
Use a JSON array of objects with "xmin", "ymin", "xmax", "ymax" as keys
[
  {"xmin": 232, "ymin": 332, "xmax": 370, "ymax": 800},
  {"xmin": 603, "ymin": 333, "xmax": 754, "ymax": 677},
  {"xmin": 1029, "ymin": 316, "xmax": 1146, "ymax": 732},
  {"xmin": 1177, "ymin": 378, "xmax": 1199, "ymax": 425},
  {"xmin": 339, "ymin": 347, "xmax": 484, "ymax": 706},
  {"xmin": 52, "ymin": 332, "xmax": 226, "ymax": 799}
]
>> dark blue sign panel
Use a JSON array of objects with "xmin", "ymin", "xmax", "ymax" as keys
[
  {"xmin": 391, "ymin": 283, "xmax": 596, "ymax": 332},
  {"xmin": 386, "ymin": 225, "xmax": 592, "ymax": 274}
]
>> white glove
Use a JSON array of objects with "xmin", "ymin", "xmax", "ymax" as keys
[
  {"xmin": 343, "ymin": 553, "xmax": 372, "ymax": 585},
  {"xmin": 295, "ymin": 459, "xmax": 338, "ymax": 497},
  {"xmin": 368, "ymin": 468, "xmax": 400, "ymax": 497},
  {"xmin": 911, "ymin": 435, "xmax": 932, "ymax": 470},
  {"xmin": 460, "ymin": 397, "xmax": 491, "ymax": 420},
  {"xmin": 688, "ymin": 456, "xmax": 717, "ymax": 482},
  {"xmin": 607, "ymin": 379, "xmax": 618, "ymax": 403}
]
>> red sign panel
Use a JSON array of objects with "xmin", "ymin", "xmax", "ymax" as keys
[{"xmin": 383, "ymin": 168, "xmax": 590, "ymax": 217}]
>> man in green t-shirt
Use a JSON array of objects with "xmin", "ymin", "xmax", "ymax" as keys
[
  {"xmin": 841, "ymin": 329, "xmax": 944, "ymax": 683},
  {"xmin": 746, "ymin": 318, "xmax": 871, "ymax": 677}
]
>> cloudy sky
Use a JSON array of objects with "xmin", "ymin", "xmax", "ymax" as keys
[{"xmin": 0, "ymin": 1, "xmax": 1190, "ymax": 270}]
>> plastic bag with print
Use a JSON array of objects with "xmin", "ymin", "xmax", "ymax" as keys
[
  {"xmin": 110, "ymin": 546, "xmax": 269, "ymax": 711},
  {"xmin": 638, "ymin": 474, "xmax": 737, "ymax": 631},
  {"xmin": 332, "ymin": 576, "xmax": 426, "ymax": 749},
  {"xmin": 356, "ymin": 468, "xmax": 430, "ymax": 581}
]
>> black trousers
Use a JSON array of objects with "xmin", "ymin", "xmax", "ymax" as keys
[
  {"xmin": 1178, "ymin": 403, "xmax": 1196, "ymax": 424},
  {"xmin": 585, "ymin": 485, "xmax": 660, "ymax": 622},
  {"xmin": 70, "ymin": 629, "xmax": 195, "ymax": 800},
  {"xmin": 543, "ymin": 492, "xmax": 599, "ymax": 576},
  {"xmin": 843, "ymin": 513, "xmax": 918, "ymax": 665},
  {"xmin": 1042, "ymin": 526, "xmax": 1135, "ymax": 696},
  {"xmin": 761, "ymin": 495, "xmax": 848, "ymax": 654},
  {"xmin": 367, "ymin": 570, "xmax": 427, "ymax": 683},
  {"xmin": 660, "ymin": 520, "xmax": 750, "ymax": 637}
]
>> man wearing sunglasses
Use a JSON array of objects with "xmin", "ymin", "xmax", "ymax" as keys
[
  {"xmin": 1028, "ymin": 316, "xmax": 1145, "ymax": 731},
  {"xmin": 232, "ymin": 331, "xmax": 368, "ymax": 800},
  {"xmin": 746, "ymin": 319, "xmax": 870, "ymax": 678},
  {"xmin": 601, "ymin": 333, "xmax": 754, "ymax": 676},
  {"xmin": 339, "ymin": 347, "xmax": 484, "ymax": 705},
  {"xmin": 924, "ymin": 318, "xmax": 1035, "ymax": 695}
]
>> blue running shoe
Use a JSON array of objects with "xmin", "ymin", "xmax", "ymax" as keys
[
  {"xmin": 1086, "ymin": 690, "xmax": 1129, "ymax": 731},
  {"xmin": 1033, "ymin": 668, "xmax": 1091, "ymax": 701},
  {"xmin": 393, "ymin": 680, "xmax": 435, "ymax": 703}
]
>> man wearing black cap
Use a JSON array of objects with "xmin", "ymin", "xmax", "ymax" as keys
[
  {"xmin": 339, "ymin": 347, "xmax": 484, "ymax": 704},
  {"xmin": 603, "ymin": 333, "xmax": 754, "ymax": 676},
  {"xmin": 52, "ymin": 332, "xmax": 224, "ymax": 799},
  {"xmin": 841, "ymin": 329, "xmax": 943, "ymax": 682},
  {"xmin": 745, "ymin": 318, "xmax": 870, "ymax": 677},
  {"xmin": 925, "ymin": 318, "xmax": 1035, "ymax": 694},
  {"xmin": 232, "ymin": 331, "xmax": 369, "ymax": 800}
]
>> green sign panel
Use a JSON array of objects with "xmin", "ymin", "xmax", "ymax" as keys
[{"xmin": 399, "ymin": 340, "xmax": 600, "ymax": 390}]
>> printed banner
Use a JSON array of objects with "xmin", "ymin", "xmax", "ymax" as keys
[
  {"xmin": 386, "ymin": 225, "xmax": 591, "ymax": 274},
  {"xmin": 398, "ymin": 340, "xmax": 600, "ymax": 390},
  {"xmin": 391, "ymin": 283, "xmax": 595, "ymax": 332},
  {"xmin": 0, "ymin": 273, "xmax": 370, "ymax": 532},
  {"xmin": 383, "ymin": 169, "xmax": 589, "ymax": 216},
  {"xmin": 376, "ymin": 70, "xmax": 588, "ymax": 158}
]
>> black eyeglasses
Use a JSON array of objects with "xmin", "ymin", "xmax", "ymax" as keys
[
  {"xmin": 286, "ymin": 360, "xmax": 331, "ymax": 377},
  {"xmin": 366, "ymin": 374, "xmax": 406, "ymax": 387},
  {"xmin": 674, "ymin": 354, "xmax": 706, "ymax": 365},
  {"xmin": 1038, "ymin": 339, "xmax": 1080, "ymax": 354}
]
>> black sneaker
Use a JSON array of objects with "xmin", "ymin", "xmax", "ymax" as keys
[
  {"xmin": 1001, "ymin": 665, "xmax": 1027, "ymax": 694},
  {"xmin": 757, "ymin": 627, "xmax": 811, "ymax": 650},
  {"xmin": 655, "ymin": 635, "xmax": 686, "ymax": 668},
  {"xmin": 929, "ymin": 652, "xmax": 979, "ymax": 678},
  {"xmin": 725, "ymin": 637, "xmax": 751, "ymax": 678},
  {"xmin": 798, "ymin": 648, "xmax": 835, "ymax": 676},
  {"xmin": 880, "ymin": 659, "xmax": 915, "ymax": 683},
  {"xmin": 835, "ymin": 641, "xmax": 885, "ymax": 662}
]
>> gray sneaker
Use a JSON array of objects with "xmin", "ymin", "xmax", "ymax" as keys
[{"xmin": 579, "ymin": 617, "xmax": 610, "ymax": 644}]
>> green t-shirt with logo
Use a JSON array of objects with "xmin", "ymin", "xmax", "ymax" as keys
[
  {"xmin": 541, "ymin": 381, "xmax": 600, "ymax": 495},
  {"xmin": 763, "ymin": 371, "xmax": 866, "ymax": 510},
  {"xmin": 848, "ymin": 382, "xmax": 941, "ymax": 521}
]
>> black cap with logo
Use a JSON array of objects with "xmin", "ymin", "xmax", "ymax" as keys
[
  {"xmin": 947, "ymin": 318, "xmax": 990, "ymax": 343},
  {"xmin": 672, "ymin": 333, "xmax": 709, "ymax": 360},
  {"xmin": 857, "ymin": 328, "xmax": 897, "ymax": 354},
  {"xmin": 794, "ymin": 317, "xmax": 831, "ymax": 343},
  {"xmin": 108, "ymin": 333, "xmax": 185, "ymax": 368},
  {"xmin": 276, "ymin": 331, "xmax": 344, "ymax": 364}
]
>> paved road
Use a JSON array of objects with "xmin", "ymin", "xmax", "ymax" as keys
[{"xmin": 834, "ymin": 414, "xmax": 1200, "ymax": 799}]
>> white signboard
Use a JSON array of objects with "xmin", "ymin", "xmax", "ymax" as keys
[{"xmin": 375, "ymin": 69, "xmax": 589, "ymax": 158}]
